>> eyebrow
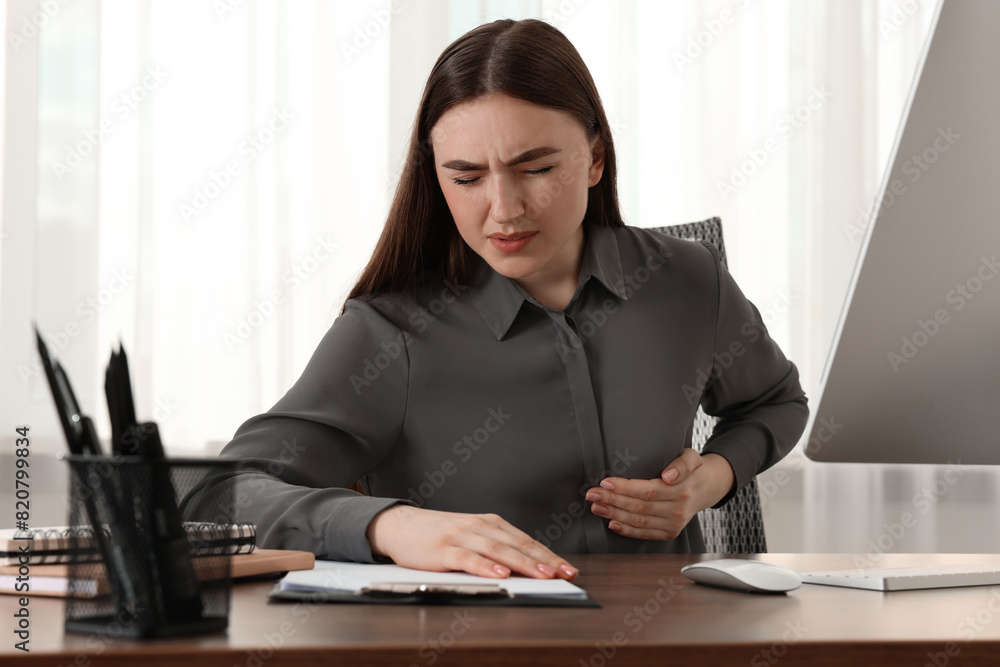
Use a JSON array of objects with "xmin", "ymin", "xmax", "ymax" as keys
[{"xmin": 441, "ymin": 147, "xmax": 562, "ymax": 171}]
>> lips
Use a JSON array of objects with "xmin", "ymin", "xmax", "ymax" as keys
[
  {"xmin": 489, "ymin": 231, "xmax": 536, "ymax": 241},
  {"xmin": 489, "ymin": 231, "xmax": 537, "ymax": 253}
]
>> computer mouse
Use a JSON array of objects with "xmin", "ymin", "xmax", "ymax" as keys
[{"xmin": 681, "ymin": 559, "xmax": 801, "ymax": 593}]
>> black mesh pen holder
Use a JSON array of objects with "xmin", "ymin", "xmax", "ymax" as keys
[{"xmin": 64, "ymin": 456, "xmax": 242, "ymax": 638}]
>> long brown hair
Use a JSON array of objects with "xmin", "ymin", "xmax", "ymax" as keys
[{"xmin": 343, "ymin": 18, "xmax": 624, "ymax": 311}]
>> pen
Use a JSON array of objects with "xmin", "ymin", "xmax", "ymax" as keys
[
  {"xmin": 35, "ymin": 324, "xmax": 87, "ymax": 455},
  {"xmin": 106, "ymin": 341, "xmax": 205, "ymax": 622},
  {"xmin": 34, "ymin": 324, "xmax": 146, "ymax": 625}
]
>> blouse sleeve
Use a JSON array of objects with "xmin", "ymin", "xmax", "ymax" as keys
[
  {"xmin": 216, "ymin": 298, "xmax": 416, "ymax": 562},
  {"xmin": 695, "ymin": 241, "xmax": 810, "ymax": 507}
]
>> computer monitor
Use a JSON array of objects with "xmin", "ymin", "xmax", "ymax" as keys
[{"xmin": 805, "ymin": 0, "xmax": 1000, "ymax": 464}]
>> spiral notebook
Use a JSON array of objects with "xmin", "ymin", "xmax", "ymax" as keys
[
  {"xmin": 0, "ymin": 522, "xmax": 256, "ymax": 566},
  {"xmin": 0, "ymin": 548, "xmax": 314, "ymax": 598}
]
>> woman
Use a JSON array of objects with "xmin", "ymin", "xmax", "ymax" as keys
[{"xmin": 219, "ymin": 18, "xmax": 808, "ymax": 583}]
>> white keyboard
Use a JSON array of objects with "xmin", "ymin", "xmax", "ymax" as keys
[{"xmin": 801, "ymin": 564, "xmax": 1000, "ymax": 591}]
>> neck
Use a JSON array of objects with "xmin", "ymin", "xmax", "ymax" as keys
[{"xmin": 514, "ymin": 225, "xmax": 586, "ymax": 311}]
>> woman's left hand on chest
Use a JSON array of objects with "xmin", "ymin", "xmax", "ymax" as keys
[{"xmin": 584, "ymin": 449, "xmax": 736, "ymax": 540}]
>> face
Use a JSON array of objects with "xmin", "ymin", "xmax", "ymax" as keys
[{"xmin": 431, "ymin": 94, "xmax": 605, "ymax": 291}]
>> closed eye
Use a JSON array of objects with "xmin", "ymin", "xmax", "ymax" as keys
[{"xmin": 452, "ymin": 165, "xmax": 554, "ymax": 186}]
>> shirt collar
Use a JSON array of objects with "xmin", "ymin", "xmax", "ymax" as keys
[
  {"xmin": 469, "ymin": 222, "xmax": 627, "ymax": 341},
  {"xmin": 578, "ymin": 222, "xmax": 628, "ymax": 301}
]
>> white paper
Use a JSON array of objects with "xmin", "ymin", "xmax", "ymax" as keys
[{"xmin": 279, "ymin": 560, "xmax": 587, "ymax": 599}]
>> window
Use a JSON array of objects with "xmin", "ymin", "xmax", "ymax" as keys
[{"xmin": 2, "ymin": 0, "xmax": 936, "ymax": 456}]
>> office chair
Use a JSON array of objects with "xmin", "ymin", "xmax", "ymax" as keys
[{"xmin": 655, "ymin": 217, "xmax": 768, "ymax": 554}]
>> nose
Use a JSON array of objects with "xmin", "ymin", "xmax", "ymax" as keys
[{"xmin": 488, "ymin": 173, "xmax": 525, "ymax": 224}]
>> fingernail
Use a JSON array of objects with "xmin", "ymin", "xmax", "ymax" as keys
[
  {"xmin": 609, "ymin": 521, "xmax": 622, "ymax": 531},
  {"xmin": 559, "ymin": 564, "xmax": 578, "ymax": 578},
  {"xmin": 591, "ymin": 504, "xmax": 608, "ymax": 516},
  {"xmin": 585, "ymin": 491, "xmax": 600, "ymax": 502},
  {"xmin": 492, "ymin": 564, "xmax": 510, "ymax": 577},
  {"xmin": 537, "ymin": 562, "xmax": 557, "ymax": 577},
  {"xmin": 663, "ymin": 468, "xmax": 679, "ymax": 483},
  {"xmin": 600, "ymin": 479, "xmax": 616, "ymax": 490}
]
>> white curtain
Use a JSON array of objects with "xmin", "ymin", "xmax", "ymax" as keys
[{"xmin": 4, "ymin": 0, "xmax": 957, "ymax": 551}]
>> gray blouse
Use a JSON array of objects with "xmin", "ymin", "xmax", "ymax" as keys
[{"xmin": 218, "ymin": 222, "xmax": 809, "ymax": 562}]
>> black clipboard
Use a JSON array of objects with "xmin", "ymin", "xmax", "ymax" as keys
[{"xmin": 268, "ymin": 582, "xmax": 601, "ymax": 607}]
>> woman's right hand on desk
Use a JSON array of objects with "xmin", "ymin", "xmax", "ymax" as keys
[{"xmin": 365, "ymin": 505, "xmax": 579, "ymax": 581}]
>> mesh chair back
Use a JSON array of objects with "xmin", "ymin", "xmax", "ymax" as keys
[{"xmin": 654, "ymin": 217, "xmax": 768, "ymax": 553}]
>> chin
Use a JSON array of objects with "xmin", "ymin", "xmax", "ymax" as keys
[{"xmin": 482, "ymin": 252, "xmax": 542, "ymax": 280}]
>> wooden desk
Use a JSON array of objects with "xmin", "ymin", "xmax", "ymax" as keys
[{"xmin": 4, "ymin": 553, "xmax": 1000, "ymax": 666}]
